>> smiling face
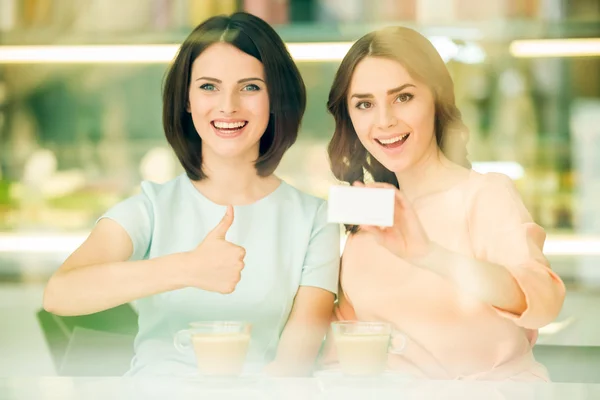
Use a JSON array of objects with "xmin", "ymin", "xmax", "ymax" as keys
[
  {"xmin": 187, "ymin": 42, "xmax": 270, "ymax": 162},
  {"xmin": 347, "ymin": 56, "xmax": 439, "ymax": 174}
]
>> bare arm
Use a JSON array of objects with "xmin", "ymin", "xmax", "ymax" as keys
[
  {"xmin": 411, "ymin": 243, "xmax": 527, "ymax": 315},
  {"xmin": 44, "ymin": 205, "xmax": 244, "ymax": 316},
  {"xmin": 266, "ymin": 287, "xmax": 335, "ymax": 376},
  {"xmin": 43, "ymin": 218, "xmax": 187, "ymax": 316},
  {"xmin": 352, "ymin": 179, "xmax": 534, "ymax": 319}
]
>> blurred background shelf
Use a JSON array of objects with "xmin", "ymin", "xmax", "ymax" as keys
[
  {"xmin": 1, "ymin": 0, "xmax": 599, "ymax": 46},
  {"xmin": 0, "ymin": 20, "xmax": 598, "ymax": 46}
]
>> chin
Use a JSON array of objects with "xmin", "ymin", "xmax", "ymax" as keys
[
  {"xmin": 215, "ymin": 149, "xmax": 248, "ymax": 159},
  {"xmin": 372, "ymin": 156, "xmax": 408, "ymax": 175},
  {"xmin": 217, "ymin": 143, "xmax": 261, "ymax": 159}
]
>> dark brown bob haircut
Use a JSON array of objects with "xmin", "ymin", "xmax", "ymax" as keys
[
  {"xmin": 327, "ymin": 26, "xmax": 470, "ymax": 190},
  {"xmin": 163, "ymin": 12, "xmax": 306, "ymax": 180}
]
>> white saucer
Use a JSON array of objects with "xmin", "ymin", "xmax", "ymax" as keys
[
  {"xmin": 314, "ymin": 369, "xmax": 413, "ymax": 381},
  {"xmin": 183, "ymin": 372, "xmax": 262, "ymax": 386}
]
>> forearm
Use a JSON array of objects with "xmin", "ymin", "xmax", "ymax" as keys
[
  {"xmin": 272, "ymin": 319, "xmax": 330, "ymax": 376},
  {"xmin": 43, "ymin": 252, "xmax": 188, "ymax": 316},
  {"xmin": 411, "ymin": 243, "xmax": 527, "ymax": 315},
  {"xmin": 270, "ymin": 288, "xmax": 335, "ymax": 376}
]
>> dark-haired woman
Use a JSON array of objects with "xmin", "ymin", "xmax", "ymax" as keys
[{"xmin": 44, "ymin": 12, "xmax": 339, "ymax": 377}]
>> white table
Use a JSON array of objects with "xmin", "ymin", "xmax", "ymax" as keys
[{"xmin": 2, "ymin": 377, "xmax": 600, "ymax": 400}]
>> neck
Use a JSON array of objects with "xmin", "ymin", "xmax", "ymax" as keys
[
  {"xmin": 394, "ymin": 146, "xmax": 456, "ymax": 202},
  {"xmin": 192, "ymin": 147, "xmax": 278, "ymax": 205}
]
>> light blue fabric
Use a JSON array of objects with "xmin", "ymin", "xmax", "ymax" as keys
[{"xmin": 98, "ymin": 173, "xmax": 340, "ymax": 376}]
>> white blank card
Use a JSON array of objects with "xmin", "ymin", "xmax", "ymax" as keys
[{"xmin": 327, "ymin": 185, "xmax": 395, "ymax": 227}]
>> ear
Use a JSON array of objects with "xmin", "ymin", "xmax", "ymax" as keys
[{"xmin": 186, "ymin": 101, "xmax": 191, "ymax": 113}]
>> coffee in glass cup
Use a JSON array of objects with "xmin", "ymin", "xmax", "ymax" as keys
[
  {"xmin": 331, "ymin": 321, "xmax": 406, "ymax": 376},
  {"xmin": 174, "ymin": 321, "xmax": 251, "ymax": 376}
]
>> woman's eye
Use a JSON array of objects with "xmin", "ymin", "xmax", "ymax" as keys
[
  {"xmin": 395, "ymin": 93, "xmax": 414, "ymax": 103},
  {"xmin": 242, "ymin": 84, "xmax": 260, "ymax": 92},
  {"xmin": 199, "ymin": 83, "xmax": 216, "ymax": 91},
  {"xmin": 356, "ymin": 101, "xmax": 372, "ymax": 110}
]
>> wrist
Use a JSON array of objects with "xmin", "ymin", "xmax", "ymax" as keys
[
  {"xmin": 168, "ymin": 252, "xmax": 194, "ymax": 289},
  {"xmin": 264, "ymin": 359, "xmax": 313, "ymax": 377}
]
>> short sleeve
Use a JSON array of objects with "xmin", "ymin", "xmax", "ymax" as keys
[
  {"xmin": 468, "ymin": 173, "xmax": 565, "ymax": 329},
  {"xmin": 299, "ymin": 201, "xmax": 341, "ymax": 296},
  {"xmin": 97, "ymin": 192, "xmax": 154, "ymax": 261}
]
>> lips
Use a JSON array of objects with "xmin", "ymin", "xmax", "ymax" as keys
[
  {"xmin": 210, "ymin": 119, "xmax": 248, "ymax": 139},
  {"xmin": 375, "ymin": 133, "xmax": 410, "ymax": 149},
  {"xmin": 211, "ymin": 120, "xmax": 248, "ymax": 132}
]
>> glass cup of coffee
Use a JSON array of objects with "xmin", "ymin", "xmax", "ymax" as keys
[
  {"xmin": 331, "ymin": 321, "xmax": 406, "ymax": 376},
  {"xmin": 174, "ymin": 321, "xmax": 252, "ymax": 377}
]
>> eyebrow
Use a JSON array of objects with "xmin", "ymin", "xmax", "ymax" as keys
[
  {"xmin": 350, "ymin": 83, "xmax": 416, "ymax": 99},
  {"xmin": 194, "ymin": 76, "xmax": 265, "ymax": 84}
]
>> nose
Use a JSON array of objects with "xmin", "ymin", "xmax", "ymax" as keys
[
  {"xmin": 377, "ymin": 103, "xmax": 397, "ymax": 129},
  {"xmin": 219, "ymin": 91, "xmax": 239, "ymax": 115}
]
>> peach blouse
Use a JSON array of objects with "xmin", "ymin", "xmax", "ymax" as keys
[{"xmin": 326, "ymin": 171, "xmax": 565, "ymax": 381}]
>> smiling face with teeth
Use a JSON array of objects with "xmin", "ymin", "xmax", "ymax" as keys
[
  {"xmin": 187, "ymin": 43, "xmax": 270, "ymax": 162},
  {"xmin": 347, "ymin": 56, "xmax": 438, "ymax": 175}
]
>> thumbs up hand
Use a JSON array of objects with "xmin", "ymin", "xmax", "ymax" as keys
[{"xmin": 181, "ymin": 206, "xmax": 246, "ymax": 294}]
